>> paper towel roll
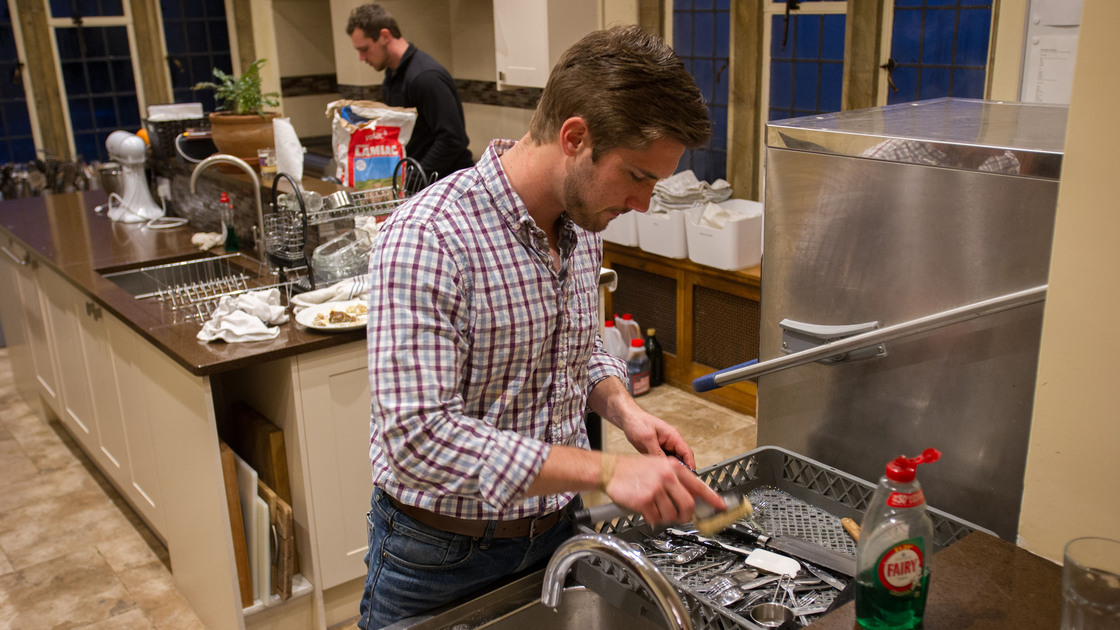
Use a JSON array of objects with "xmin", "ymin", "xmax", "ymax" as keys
[{"xmin": 273, "ymin": 117, "xmax": 305, "ymax": 185}]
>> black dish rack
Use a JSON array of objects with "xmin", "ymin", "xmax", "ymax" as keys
[
  {"xmin": 580, "ymin": 446, "xmax": 990, "ymax": 630},
  {"xmin": 144, "ymin": 116, "xmax": 210, "ymax": 161}
]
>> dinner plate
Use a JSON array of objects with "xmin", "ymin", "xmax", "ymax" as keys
[{"xmin": 295, "ymin": 299, "xmax": 368, "ymax": 332}]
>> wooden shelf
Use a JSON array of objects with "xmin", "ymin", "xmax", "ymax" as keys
[{"xmin": 602, "ymin": 242, "xmax": 761, "ymax": 416}]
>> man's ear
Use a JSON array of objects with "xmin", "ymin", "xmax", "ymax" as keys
[
  {"xmin": 558, "ymin": 117, "xmax": 591, "ymax": 158},
  {"xmin": 378, "ymin": 28, "xmax": 392, "ymax": 44}
]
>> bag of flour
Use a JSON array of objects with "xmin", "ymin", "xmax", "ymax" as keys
[{"xmin": 325, "ymin": 100, "xmax": 417, "ymax": 190}]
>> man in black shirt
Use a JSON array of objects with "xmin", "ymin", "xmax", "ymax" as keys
[{"xmin": 347, "ymin": 4, "xmax": 475, "ymax": 181}]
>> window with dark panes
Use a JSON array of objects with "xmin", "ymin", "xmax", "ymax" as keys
[
  {"xmin": 1, "ymin": 4, "xmax": 35, "ymax": 163},
  {"xmin": 768, "ymin": 0, "xmax": 846, "ymax": 121},
  {"xmin": 673, "ymin": 0, "xmax": 730, "ymax": 182},
  {"xmin": 887, "ymin": 0, "xmax": 993, "ymax": 104},
  {"xmin": 160, "ymin": 0, "xmax": 233, "ymax": 112}
]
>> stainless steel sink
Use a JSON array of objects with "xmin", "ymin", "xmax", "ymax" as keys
[
  {"xmin": 100, "ymin": 253, "xmax": 268, "ymax": 299},
  {"xmin": 397, "ymin": 569, "xmax": 667, "ymax": 630}
]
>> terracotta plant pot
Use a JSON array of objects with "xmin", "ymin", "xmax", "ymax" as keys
[{"xmin": 208, "ymin": 111, "xmax": 278, "ymax": 165}]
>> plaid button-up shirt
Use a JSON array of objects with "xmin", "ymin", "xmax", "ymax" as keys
[{"xmin": 367, "ymin": 139, "xmax": 627, "ymax": 520}]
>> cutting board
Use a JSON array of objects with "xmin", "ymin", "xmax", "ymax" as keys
[
  {"xmin": 234, "ymin": 452, "xmax": 260, "ymax": 603},
  {"xmin": 220, "ymin": 443, "xmax": 254, "ymax": 607},
  {"xmin": 258, "ymin": 480, "xmax": 295, "ymax": 600},
  {"xmin": 255, "ymin": 495, "xmax": 271, "ymax": 603},
  {"xmin": 224, "ymin": 402, "xmax": 292, "ymax": 505}
]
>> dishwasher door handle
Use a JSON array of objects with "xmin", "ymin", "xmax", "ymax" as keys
[{"xmin": 692, "ymin": 284, "xmax": 1048, "ymax": 392}]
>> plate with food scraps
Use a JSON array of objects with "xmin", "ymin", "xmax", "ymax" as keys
[{"xmin": 295, "ymin": 299, "xmax": 369, "ymax": 332}]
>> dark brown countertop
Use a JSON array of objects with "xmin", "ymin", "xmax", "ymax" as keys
[
  {"xmin": 807, "ymin": 532, "xmax": 1062, "ymax": 629},
  {"xmin": 1, "ymin": 190, "xmax": 363, "ymax": 376}
]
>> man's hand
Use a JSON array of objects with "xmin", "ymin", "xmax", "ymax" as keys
[
  {"xmin": 604, "ymin": 454, "xmax": 725, "ymax": 526},
  {"xmin": 617, "ymin": 406, "xmax": 698, "ymax": 471}
]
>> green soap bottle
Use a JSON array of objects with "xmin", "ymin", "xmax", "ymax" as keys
[
  {"xmin": 220, "ymin": 192, "xmax": 239, "ymax": 252},
  {"xmin": 855, "ymin": 448, "xmax": 940, "ymax": 629}
]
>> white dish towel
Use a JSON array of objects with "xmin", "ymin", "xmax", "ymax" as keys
[
  {"xmin": 197, "ymin": 288, "xmax": 289, "ymax": 343},
  {"xmin": 289, "ymin": 275, "xmax": 369, "ymax": 314}
]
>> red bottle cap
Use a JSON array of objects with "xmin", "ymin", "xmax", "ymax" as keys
[
  {"xmin": 622, "ymin": 313, "xmax": 634, "ymax": 320},
  {"xmin": 219, "ymin": 192, "xmax": 229, "ymax": 203},
  {"xmin": 630, "ymin": 338, "xmax": 644, "ymax": 347},
  {"xmin": 885, "ymin": 448, "xmax": 941, "ymax": 483},
  {"xmin": 605, "ymin": 320, "xmax": 615, "ymax": 327}
]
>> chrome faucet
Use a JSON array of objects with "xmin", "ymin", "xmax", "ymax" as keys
[
  {"xmin": 541, "ymin": 534, "xmax": 693, "ymax": 630},
  {"xmin": 189, "ymin": 154, "xmax": 264, "ymax": 252}
]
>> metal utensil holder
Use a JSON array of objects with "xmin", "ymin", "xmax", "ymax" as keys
[{"xmin": 266, "ymin": 173, "xmax": 315, "ymax": 292}]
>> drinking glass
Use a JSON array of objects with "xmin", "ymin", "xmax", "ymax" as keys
[{"xmin": 1062, "ymin": 537, "xmax": 1120, "ymax": 630}]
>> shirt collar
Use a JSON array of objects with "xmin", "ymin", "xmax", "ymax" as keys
[
  {"xmin": 386, "ymin": 43, "xmax": 417, "ymax": 79},
  {"xmin": 479, "ymin": 139, "xmax": 579, "ymax": 241}
]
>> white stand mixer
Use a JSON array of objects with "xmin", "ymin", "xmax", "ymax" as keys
[{"xmin": 105, "ymin": 130, "xmax": 164, "ymax": 223}]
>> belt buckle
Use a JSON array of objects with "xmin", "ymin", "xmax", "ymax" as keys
[{"xmin": 529, "ymin": 513, "xmax": 551, "ymax": 539}]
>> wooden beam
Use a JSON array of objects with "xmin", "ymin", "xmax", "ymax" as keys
[{"xmin": 13, "ymin": 0, "xmax": 68, "ymax": 159}]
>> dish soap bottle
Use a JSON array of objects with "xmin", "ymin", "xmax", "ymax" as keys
[
  {"xmin": 855, "ymin": 448, "xmax": 941, "ymax": 630},
  {"xmin": 220, "ymin": 192, "xmax": 239, "ymax": 252}
]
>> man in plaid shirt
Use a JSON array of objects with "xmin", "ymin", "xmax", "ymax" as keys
[{"xmin": 359, "ymin": 25, "xmax": 725, "ymax": 628}]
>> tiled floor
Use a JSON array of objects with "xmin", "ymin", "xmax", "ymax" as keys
[
  {"xmin": 0, "ymin": 348, "xmax": 206, "ymax": 629},
  {"xmin": 0, "ymin": 346, "xmax": 756, "ymax": 629}
]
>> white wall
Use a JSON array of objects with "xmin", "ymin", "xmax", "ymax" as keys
[
  {"xmin": 274, "ymin": 0, "xmax": 339, "ymax": 138},
  {"xmin": 1018, "ymin": 0, "xmax": 1120, "ymax": 562}
]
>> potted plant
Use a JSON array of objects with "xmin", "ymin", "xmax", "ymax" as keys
[{"xmin": 193, "ymin": 58, "xmax": 281, "ymax": 163}]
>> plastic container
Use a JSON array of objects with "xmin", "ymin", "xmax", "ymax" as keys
[
  {"xmin": 626, "ymin": 338, "xmax": 650, "ymax": 397},
  {"xmin": 602, "ymin": 320, "xmax": 627, "ymax": 361},
  {"xmin": 635, "ymin": 201, "xmax": 688, "ymax": 259},
  {"xmin": 312, "ymin": 230, "xmax": 372, "ymax": 284},
  {"xmin": 644, "ymin": 327, "xmax": 664, "ymax": 387},
  {"xmin": 615, "ymin": 313, "xmax": 642, "ymax": 347},
  {"xmin": 601, "ymin": 210, "xmax": 639, "ymax": 247},
  {"xmin": 684, "ymin": 199, "xmax": 763, "ymax": 271},
  {"xmin": 855, "ymin": 448, "xmax": 941, "ymax": 630}
]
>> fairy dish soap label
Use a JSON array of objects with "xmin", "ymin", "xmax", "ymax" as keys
[{"xmin": 856, "ymin": 448, "xmax": 940, "ymax": 630}]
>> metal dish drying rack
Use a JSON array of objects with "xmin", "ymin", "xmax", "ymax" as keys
[
  {"xmin": 115, "ymin": 253, "xmax": 294, "ymax": 325},
  {"xmin": 263, "ymin": 181, "xmax": 406, "ymax": 291},
  {"xmin": 579, "ymin": 446, "xmax": 988, "ymax": 630}
]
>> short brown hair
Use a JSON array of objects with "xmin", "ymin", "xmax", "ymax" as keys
[
  {"xmin": 529, "ymin": 25, "xmax": 711, "ymax": 160},
  {"xmin": 346, "ymin": 3, "xmax": 401, "ymax": 39}
]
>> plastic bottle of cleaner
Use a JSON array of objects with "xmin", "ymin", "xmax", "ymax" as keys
[
  {"xmin": 626, "ymin": 338, "xmax": 651, "ymax": 396},
  {"xmin": 603, "ymin": 320, "xmax": 627, "ymax": 361},
  {"xmin": 855, "ymin": 448, "xmax": 941, "ymax": 630},
  {"xmin": 615, "ymin": 313, "xmax": 642, "ymax": 347},
  {"xmin": 644, "ymin": 327, "xmax": 664, "ymax": 387}
]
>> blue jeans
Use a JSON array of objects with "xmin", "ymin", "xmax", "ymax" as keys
[{"xmin": 358, "ymin": 488, "xmax": 580, "ymax": 629}]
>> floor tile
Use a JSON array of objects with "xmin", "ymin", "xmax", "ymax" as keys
[
  {"xmin": 118, "ymin": 561, "xmax": 207, "ymax": 630},
  {"xmin": 0, "ymin": 436, "xmax": 38, "ymax": 484},
  {"xmin": 0, "ymin": 548, "xmax": 138, "ymax": 629},
  {"xmin": 73, "ymin": 607, "xmax": 157, "ymax": 629}
]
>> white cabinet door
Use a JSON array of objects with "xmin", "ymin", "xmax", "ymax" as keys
[
  {"xmin": 77, "ymin": 298, "xmax": 130, "ymax": 477},
  {"xmin": 13, "ymin": 251, "xmax": 61, "ymax": 415},
  {"xmin": 106, "ymin": 314, "xmax": 166, "ymax": 535},
  {"xmin": 493, "ymin": 0, "xmax": 550, "ymax": 89},
  {"xmin": 0, "ymin": 239, "xmax": 36, "ymax": 405},
  {"xmin": 492, "ymin": 0, "xmax": 599, "ymax": 89},
  {"xmin": 38, "ymin": 270, "xmax": 99, "ymax": 451},
  {"xmin": 295, "ymin": 341, "xmax": 372, "ymax": 589}
]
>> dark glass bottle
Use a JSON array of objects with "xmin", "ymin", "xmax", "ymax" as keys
[{"xmin": 645, "ymin": 327, "xmax": 664, "ymax": 387}]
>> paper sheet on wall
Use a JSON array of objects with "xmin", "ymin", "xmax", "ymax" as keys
[
  {"xmin": 1022, "ymin": 35, "xmax": 1078, "ymax": 105},
  {"xmin": 1035, "ymin": 0, "xmax": 1083, "ymax": 26}
]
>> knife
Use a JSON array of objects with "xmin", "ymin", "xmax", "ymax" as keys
[{"xmin": 725, "ymin": 523, "xmax": 856, "ymax": 577}]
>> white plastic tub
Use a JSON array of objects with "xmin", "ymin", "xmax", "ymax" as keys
[
  {"xmin": 685, "ymin": 199, "xmax": 763, "ymax": 270},
  {"xmin": 635, "ymin": 205, "xmax": 689, "ymax": 259},
  {"xmin": 601, "ymin": 210, "xmax": 639, "ymax": 247}
]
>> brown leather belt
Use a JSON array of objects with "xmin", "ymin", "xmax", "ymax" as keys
[{"xmin": 388, "ymin": 495, "xmax": 563, "ymax": 539}]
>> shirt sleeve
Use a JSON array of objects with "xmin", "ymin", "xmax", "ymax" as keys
[
  {"xmin": 367, "ymin": 219, "xmax": 549, "ymax": 510},
  {"xmin": 407, "ymin": 69, "xmax": 471, "ymax": 178},
  {"xmin": 587, "ymin": 331, "xmax": 628, "ymax": 394}
]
